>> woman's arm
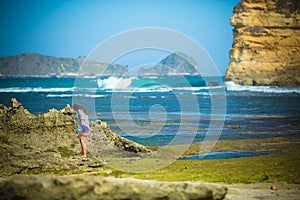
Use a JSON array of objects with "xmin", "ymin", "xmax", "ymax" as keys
[
  {"xmin": 78, "ymin": 110, "xmax": 85, "ymax": 125},
  {"xmin": 80, "ymin": 119, "xmax": 84, "ymax": 125}
]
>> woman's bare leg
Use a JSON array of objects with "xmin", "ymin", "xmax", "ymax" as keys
[{"xmin": 79, "ymin": 135, "xmax": 87, "ymax": 158}]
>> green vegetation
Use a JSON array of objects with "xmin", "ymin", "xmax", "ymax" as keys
[
  {"xmin": 113, "ymin": 138, "xmax": 300, "ymax": 183},
  {"xmin": 117, "ymin": 154, "xmax": 298, "ymax": 183},
  {"xmin": 58, "ymin": 147, "xmax": 77, "ymax": 158},
  {"xmin": 21, "ymin": 137, "xmax": 300, "ymax": 184}
]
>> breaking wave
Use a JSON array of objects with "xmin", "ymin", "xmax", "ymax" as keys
[
  {"xmin": 0, "ymin": 87, "xmax": 75, "ymax": 93},
  {"xmin": 97, "ymin": 77, "xmax": 133, "ymax": 89},
  {"xmin": 1, "ymin": 78, "xmax": 298, "ymax": 94},
  {"xmin": 46, "ymin": 94, "xmax": 107, "ymax": 98},
  {"xmin": 225, "ymin": 81, "xmax": 300, "ymax": 93},
  {"xmin": 97, "ymin": 76, "xmax": 207, "ymax": 91}
]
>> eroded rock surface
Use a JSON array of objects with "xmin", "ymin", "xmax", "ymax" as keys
[
  {"xmin": 225, "ymin": 0, "xmax": 300, "ymax": 86},
  {"xmin": 0, "ymin": 98, "xmax": 151, "ymax": 176},
  {"xmin": 0, "ymin": 175, "xmax": 227, "ymax": 200}
]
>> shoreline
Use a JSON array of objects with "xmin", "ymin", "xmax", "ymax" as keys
[
  {"xmin": 1, "ymin": 134, "xmax": 300, "ymax": 200},
  {"xmin": 1, "ymin": 99, "xmax": 300, "ymax": 199}
]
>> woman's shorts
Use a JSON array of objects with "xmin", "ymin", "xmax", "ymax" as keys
[{"xmin": 77, "ymin": 125, "xmax": 90, "ymax": 136}]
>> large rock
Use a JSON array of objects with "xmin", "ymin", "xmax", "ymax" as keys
[
  {"xmin": 0, "ymin": 98, "xmax": 151, "ymax": 176},
  {"xmin": 0, "ymin": 175, "xmax": 227, "ymax": 200},
  {"xmin": 0, "ymin": 98, "xmax": 83, "ymax": 176},
  {"xmin": 225, "ymin": 0, "xmax": 300, "ymax": 87},
  {"xmin": 89, "ymin": 120, "xmax": 152, "ymax": 156}
]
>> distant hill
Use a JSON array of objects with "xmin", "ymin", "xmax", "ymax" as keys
[
  {"xmin": 138, "ymin": 52, "xmax": 200, "ymax": 77},
  {"xmin": 0, "ymin": 53, "xmax": 128, "ymax": 77}
]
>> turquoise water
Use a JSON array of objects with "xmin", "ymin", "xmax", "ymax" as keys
[
  {"xmin": 0, "ymin": 76, "xmax": 299, "ymax": 147},
  {"xmin": 178, "ymin": 150, "xmax": 282, "ymax": 160}
]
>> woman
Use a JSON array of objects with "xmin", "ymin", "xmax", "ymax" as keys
[{"xmin": 73, "ymin": 104, "xmax": 90, "ymax": 158}]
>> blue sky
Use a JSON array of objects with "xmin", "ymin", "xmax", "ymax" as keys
[{"xmin": 0, "ymin": 0, "xmax": 239, "ymax": 75}]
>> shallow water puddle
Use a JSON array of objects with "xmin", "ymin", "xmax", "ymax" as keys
[{"xmin": 179, "ymin": 150, "xmax": 282, "ymax": 160}]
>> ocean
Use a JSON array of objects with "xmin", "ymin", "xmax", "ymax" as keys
[{"xmin": 0, "ymin": 76, "xmax": 299, "ymax": 146}]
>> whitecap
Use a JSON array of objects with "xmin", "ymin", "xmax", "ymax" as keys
[
  {"xmin": 47, "ymin": 94, "xmax": 107, "ymax": 98},
  {"xmin": 192, "ymin": 92, "xmax": 210, "ymax": 96},
  {"xmin": 97, "ymin": 77, "xmax": 134, "ymax": 89},
  {"xmin": 33, "ymin": 87, "xmax": 75, "ymax": 92},
  {"xmin": 46, "ymin": 94, "xmax": 73, "ymax": 98},
  {"xmin": 225, "ymin": 81, "xmax": 300, "ymax": 93},
  {"xmin": 0, "ymin": 87, "xmax": 75, "ymax": 93},
  {"xmin": 0, "ymin": 87, "xmax": 32, "ymax": 93},
  {"xmin": 175, "ymin": 86, "xmax": 225, "ymax": 91}
]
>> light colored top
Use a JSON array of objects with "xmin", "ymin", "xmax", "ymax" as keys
[{"xmin": 78, "ymin": 109, "xmax": 90, "ymax": 129}]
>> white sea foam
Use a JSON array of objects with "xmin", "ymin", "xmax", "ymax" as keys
[
  {"xmin": 46, "ymin": 94, "xmax": 73, "ymax": 98},
  {"xmin": 192, "ymin": 92, "xmax": 210, "ymax": 96},
  {"xmin": 175, "ymin": 86, "xmax": 224, "ymax": 91},
  {"xmin": 0, "ymin": 87, "xmax": 32, "ymax": 93},
  {"xmin": 47, "ymin": 94, "xmax": 107, "ymax": 98},
  {"xmin": 138, "ymin": 87, "xmax": 172, "ymax": 93},
  {"xmin": 102, "ymin": 87, "xmax": 172, "ymax": 93},
  {"xmin": 33, "ymin": 87, "xmax": 75, "ymax": 92},
  {"xmin": 0, "ymin": 87, "xmax": 75, "ymax": 93},
  {"xmin": 225, "ymin": 81, "xmax": 300, "ymax": 93},
  {"xmin": 97, "ymin": 77, "xmax": 133, "ymax": 89}
]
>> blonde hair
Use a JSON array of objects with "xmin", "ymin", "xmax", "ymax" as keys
[{"xmin": 73, "ymin": 104, "xmax": 88, "ymax": 115}]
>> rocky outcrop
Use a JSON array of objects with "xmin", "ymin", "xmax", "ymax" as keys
[
  {"xmin": 0, "ymin": 53, "xmax": 128, "ymax": 77},
  {"xmin": 0, "ymin": 98, "xmax": 88, "ymax": 176},
  {"xmin": 225, "ymin": 0, "xmax": 300, "ymax": 87},
  {"xmin": 0, "ymin": 99, "xmax": 228, "ymax": 199},
  {"xmin": 89, "ymin": 121, "xmax": 151, "ymax": 156},
  {"xmin": 138, "ymin": 52, "xmax": 200, "ymax": 77},
  {"xmin": 0, "ymin": 175, "xmax": 227, "ymax": 200},
  {"xmin": 0, "ymin": 98, "xmax": 151, "ymax": 177}
]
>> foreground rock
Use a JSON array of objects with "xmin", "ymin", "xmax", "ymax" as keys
[
  {"xmin": 0, "ymin": 98, "xmax": 151, "ymax": 177},
  {"xmin": 0, "ymin": 175, "xmax": 227, "ymax": 200},
  {"xmin": 225, "ymin": 0, "xmax": 300, "ymax": 87}
]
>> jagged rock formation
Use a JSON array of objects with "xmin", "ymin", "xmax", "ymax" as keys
[
  {"xmin": 0, "ymin": 98, "xmax": 151, "ymax": 177},
  {"xmin": 89, "ymin": 121, "xmax": 151, "ymax": 156},
  {"xmin": 0, "ymin": 53, "xmax": 128, "ymax": 77},
  {"xmin": 138, "ymin": 52, "xmax": 200, "ymax": 77},
  {"xmin": 225, "ymin": 0, "xmax": 300, "ymax": 87},
  {"xmin": 0, "ymin": 175, "xmax": 227, "ymax": 200}
]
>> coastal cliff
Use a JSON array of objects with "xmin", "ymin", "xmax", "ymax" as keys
[{"xmin": 225, "ymin": 0, "xmax": 300, "ymax": 87}]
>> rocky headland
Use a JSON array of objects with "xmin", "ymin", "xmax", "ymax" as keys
[
  {"xmin": 0, "ymin": 98, "xmax": 227, "ymax": 200},
  {"xmin": 225, "ymin": 0, "xmax": 300, "ymax": 87},
  {"xmin": 138, "ymin": 52, "xmax": 200, "ymax": 77},
  {"xmin": 0, "ymin": 53, "xmax": 128, "ymax": 77},
  {"xmin": 0, "ymin": 52, "xmax": 202, "ymax": 78}
]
